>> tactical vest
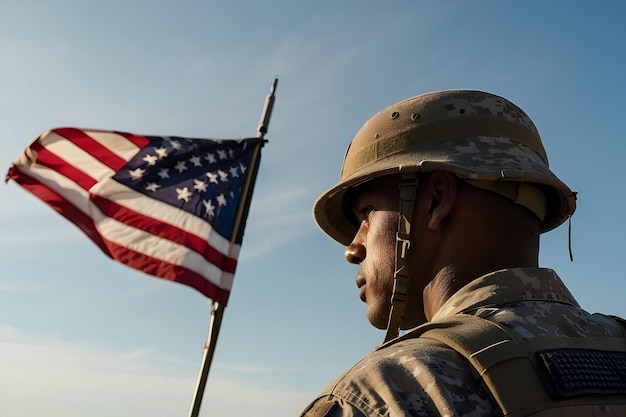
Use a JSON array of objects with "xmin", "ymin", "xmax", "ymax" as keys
[{"xmin": 392, "ymin": 314, "xmax": 626, "ymax": 416}]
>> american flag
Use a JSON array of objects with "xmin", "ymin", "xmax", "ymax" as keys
[{"xmin": 5, "ymin": 127, "xmax": 265, "ymax": 304}]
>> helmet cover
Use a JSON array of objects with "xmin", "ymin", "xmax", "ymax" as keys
[{"xmin": 313, "ymin": 90, "xmax": 576, "ymax": 246}]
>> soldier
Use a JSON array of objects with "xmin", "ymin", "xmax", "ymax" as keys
[{"xmin": 301, "ymin": 90, "xmax": 626, "ymax": 416}]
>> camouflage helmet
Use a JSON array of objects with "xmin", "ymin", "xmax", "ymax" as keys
[{"xmin": 313, "ymin": 90, "xmax": 577, "ymax": 246}]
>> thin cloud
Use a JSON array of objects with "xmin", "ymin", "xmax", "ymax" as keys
[
  {"xmin": 0, "ymin": 282, "xmax": 42, "ymax": 293},
  {"xmin": 0, "ymin": 324, "xmax": 315, "ymax": 417},
  {"xmin": 215, "ymin": 362, "xmax": 337, "ymax": 375},
  {"xmin": 203, "ymin": 378, "xmax": 314, "ymax": 417}
]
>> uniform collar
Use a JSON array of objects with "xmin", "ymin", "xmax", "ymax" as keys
[{"xmin": 430, "ymin": 267, "xmax": 579, "ymax": 322}]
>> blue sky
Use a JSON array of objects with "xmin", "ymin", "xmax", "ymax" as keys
[{"xmin": 1, "ymin": 1, "xmax": 625, "ymax": 416}]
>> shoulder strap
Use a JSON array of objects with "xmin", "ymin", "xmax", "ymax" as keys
[
  {"xmin": 390, "ymin": 314, "xmax": 626, "ymax": 416},
  {"xmin": 398, "ymin": 314, "xmax": 553, "ymax": 416}
]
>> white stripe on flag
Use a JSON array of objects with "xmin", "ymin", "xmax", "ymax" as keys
[
  {"xmin": 39, "ymin": 131, "xmax": 116, "ymax": 182},
  {"xmin": 94, "ymin": 211, "xmax": 235, "ymax": 290},
  {"xmin": 86, "ymin": 130, "xmax": 145, "ymax": 161},
  {"xmin": 90, "ymin": 179, "xmax": 239, "ymax": 258},
  {"xmin": 19, "ymin": 164, "xmax": 92, "ymax": 215}
]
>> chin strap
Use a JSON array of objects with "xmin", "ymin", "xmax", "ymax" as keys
[{"xmin": 383, "ymin": 172, "xmax": 418, "ymax": 343}]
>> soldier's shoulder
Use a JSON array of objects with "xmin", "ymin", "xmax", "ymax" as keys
[
  {"xmin": 335, "ymin": 336, "xmax": 477, "ymax": 394},
  {"xmin": 310, "ymin": 337, "xmax": 494, "ymax": 416}
]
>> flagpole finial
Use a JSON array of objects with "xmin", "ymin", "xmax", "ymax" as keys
[
  {"xmin": 270, "ymin": 77, "xmax": 278, "ymax": 94},
  {"xmin": 257, "ymin": 77, "xmax": 278, "ymax": 139}
]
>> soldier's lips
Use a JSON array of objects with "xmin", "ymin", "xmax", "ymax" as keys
[{"xmin": 356, "ymin": 276, "xmax": 366, "ymax": 302}]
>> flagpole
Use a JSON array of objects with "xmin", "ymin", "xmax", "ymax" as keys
[
  {"xmin": 188, "ymin": 78, "xmax": 277, "ymax": 417},
  {"xmin": 188, "ymin": 300, "xmax": 225, "ymax": 417}
]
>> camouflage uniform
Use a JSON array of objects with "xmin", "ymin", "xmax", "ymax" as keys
[{"xmin": 299, "ymin": 268, "xmax": 625, "ymax": 417}]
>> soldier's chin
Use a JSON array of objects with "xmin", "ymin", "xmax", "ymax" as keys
[{"xmin": 367, "ymin": 309, "xmax": 390, "ymax": 330}]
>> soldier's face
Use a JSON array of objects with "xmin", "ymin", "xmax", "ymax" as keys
[{"xmin": 345, "ymin": 176, "xmax": 401, "ymax": 329}]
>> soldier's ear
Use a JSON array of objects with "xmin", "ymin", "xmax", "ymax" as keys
[{"xmin": 425, "ymin": 172, "xmax": 457, "ymax": 231}]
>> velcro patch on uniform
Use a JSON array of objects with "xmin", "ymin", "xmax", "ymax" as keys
[{"xmin": 536, "ymin": 348, "xmax": 626, "ymax": 399}]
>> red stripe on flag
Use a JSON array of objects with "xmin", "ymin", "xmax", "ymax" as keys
[
  {"xmin": 31, "ymin": 141, "xmax": 97, "ymax": 190},
  {"xmin": 114, "ymin": 131, "xmax": 151, "ymax": 148},
  {"xmin": 91, "ymin": 194, "xmax": 237, "ymax": 273},
  {"xmin": 105, "ymin": 239, "xmax": 231, "ymax": 303},
  {"xmin": 6, "ymin": 165, "xmax": 111, "ymax": 256},
  {"xmin": 53, "ymin": 127, "xmax": 129, "ymax": 171}
]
